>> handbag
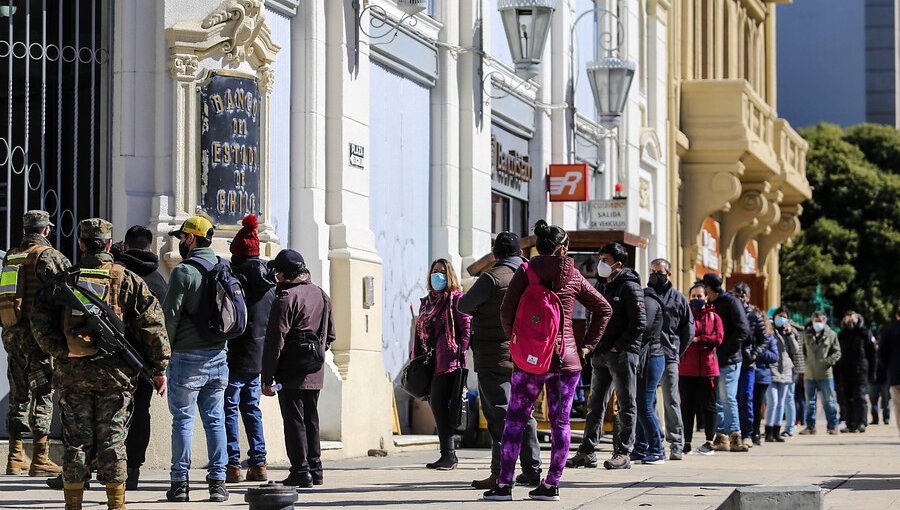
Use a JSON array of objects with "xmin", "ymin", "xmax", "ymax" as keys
[
  {"xmin": 275, "ymin": 289, "xmax": 329, "ymax": 383},
  {"xmin": 450, "ymin": 329, "xmax": 469, "ymax": 433},
  {"xmin": 399, "ymin": 350, "xmax": 434, "ymax": 399}
]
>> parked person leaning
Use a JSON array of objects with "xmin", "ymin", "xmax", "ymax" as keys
[
  {"xmin": 700, "ymin": 273, "xmax": 750, "ymax": 453},
  {"xmin": 1, "ymin": 210, "xmax": 69, "ymax": 477},
  {"xmin": 765, "ymin": 307, "xmax": 798, "ymax": 442},
  {"xmin": 261, "ymin": 249, "xmax": 335, "ymax": 487},
  {"xmin": 163, "ymin": 215, "xmax": 230, "ymax": 502},
  {"xmin": 799, "ymin": 311, "xmax": 842, "ymax": 435},
  {"xmin": 679, "ymin": 283, "xmax": 724, "ymax": 455},
  {"xmin": 778, "ymin": 306, "xmax": 805, "ymax": 437},
  {"xmin": 458, "ymin": 232, "xmax": 541, "ymax": 489},
  {"xmin": 413, "ymin": 258, "xmax": 471, "ymax": 471},
  {"xmin": 224, "ymin": 215, "xmax": 273, "ymax": 483},
  {"xmin": 646, "ymin": 259, "xmax": 694, "ymax": 461},
  {"xmin": 837, "ymin": 311, "xmax": 875, "ymax": 433},
  {"xmin": 567, "ymin": 243, "xmax": 645, "ymax": 471},
  {"xmin": 483, "ymin": 220, "xmax": 611, "ymax": 502},
  {"xmin": 116, "ymin": 225, "xmax": 169, "ymax": 490},
  {"xmin": 878, "ymin": 307, "xmax": 900, "ymax": 436},
  {"xmin": 632, "ymin": 285, "xmax": 665, "ymax": 464}
]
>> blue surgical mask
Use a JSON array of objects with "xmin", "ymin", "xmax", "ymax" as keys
[
  {"xmin": 430, "ymin": 273, "xmax": 447, "ymax": 291},
  {"xmin": 690, "ymin": 299, "xmax": 707, "ymax": 310},
  {"xmin": 774, "ymin": 316, "xmax": 788, "ymax": 329},
  {"xmin": 812, "ymin": 322, "xmax": 825, "ymax": 333}
]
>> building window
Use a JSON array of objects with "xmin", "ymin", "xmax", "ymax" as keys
[{"xmin": 491, "ymin": 192, "xmax": 527, "ymax": 237}]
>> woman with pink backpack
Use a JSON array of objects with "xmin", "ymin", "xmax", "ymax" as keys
[{"xmin": 483, "ymin": 220, "xmax": 612, "ymax": 502}]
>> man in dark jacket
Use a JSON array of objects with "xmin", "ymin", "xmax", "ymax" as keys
[
  {"xmin": 878, "ymin": 307, "xmax": 900, "ymax": 436},
  {"xmin": 733, "ymin": 282, "xmax": 776, "ymax": 447},
  {"xmin": 633, "ymin": 287, "xmax": 665, "ymax": 464},
  {"xmin": 118, "ymin": 225, "xmax": 169, "ymax": 490},
  {"xmin": 568, "ymin": 243, "xmax": 646, "ymax": 471},
  {"xmin": 224, "ymin": 215, "xmax": 274, "ymax": 483},
  {"xmin": 458, "ymin": 232, "xmax": 541, "ymax": 489},
  {"xmin": 700, "ymin": 273, "xmax": 749, "ymax": 453},
  {"xmin": 837, "ymin": 311, "xmax": 875, "ymax": 433},
  {"xmin": 647, "ymin": 259, "xmax": 694, "ymax": 460}
]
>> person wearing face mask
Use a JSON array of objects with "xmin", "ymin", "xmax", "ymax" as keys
[
  {"xmin": 764, "ymin": 307, "xmax": 799, "ymax": 442},
  {"xmin": 646, "ymin": 259, "xmax": 694, "ymax": 460},
  {"xmin": 777, "ymin": 306, "xmax": 806, "ymax": 437},
  {"xmin": 836, "ymin": 311, "xmax": 875, "ymax": 433},
  {"xmin": 413, "ymin": 258, "xmax": 471, "ymax": 471},
  {"xmin": 679, "ymin": 283, "xmax": 723, "ymax": 455},
  {"xmin": 567, "ymin": 242, "xmax": 646, "ymax": 471},
  {"xmin": 799, "ymin": 311, "xmax": 842, "ymax": 435}
]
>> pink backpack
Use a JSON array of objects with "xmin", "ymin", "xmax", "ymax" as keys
[{"xmin": 510, "ymin": 263, "xmax": 565, "ymax": 374}]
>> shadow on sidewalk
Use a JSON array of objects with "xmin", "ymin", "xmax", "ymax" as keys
[{"xmin": 821, "ymin": 474, "xmax": 900, "ymax": 492}]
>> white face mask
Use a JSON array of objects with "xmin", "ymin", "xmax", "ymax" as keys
[{"xmin": 596, "ymin": 262, "xmax": 613, "ymax": 278}]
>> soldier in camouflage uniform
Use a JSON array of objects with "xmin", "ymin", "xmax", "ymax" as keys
[
  {"xmin": 31, "ymin": 219, "xmax": 170, "ymax": 510},
  {"xmin": 0, "ymin": 210, "xmax": 69, "ymax": 476}
]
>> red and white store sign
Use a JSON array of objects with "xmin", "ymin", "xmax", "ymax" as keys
[{"xmin": 548, "ymin": 163, "xmax": 590, "ymax": 202}]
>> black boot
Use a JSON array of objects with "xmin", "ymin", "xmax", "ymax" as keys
[
  {"xmin": 208, "ymin": 477, "xmax": 229, "ymax": 502},
  {"xmin": 166, "ymin": 480, "xmax": 190, "ymax": 502},
  {"xmin": 425, "ymin": 453, "xmax": 458, "ymax": 471},
  {"xmin": 280, "ymin": 472, "xmax": 312, "ymax": 488},
  {"xmin": 773, "ymin": 425, "xmax": 785, "ymax": 442},
  {"xmin": 126, "ymin": 467, "xmax": 140, "ymax": 491},
  {"xmin": 764, "ymin": 426, "xmax": 774, "ymax": 442}
]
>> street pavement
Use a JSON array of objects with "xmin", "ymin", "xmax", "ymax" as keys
[{"xmin": 0, "ymin": 420, "xmax": 898, "ymax": 509}]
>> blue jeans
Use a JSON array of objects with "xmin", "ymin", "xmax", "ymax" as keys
[
  {"xmin": 765, "ymin": 382, "xmax": 790, "ymax": 426},
  {"xmin": 805, "ymin": 378, "xmax": 839, "ymax": 431},
  {"xmin": 167, "ymin": 349, "xmax": 229, "ymax": 482},
  {"xmin": 738, "ymin": 367, "xmax": 755, "ymax": 438},
  {"xmin": 634, "ymin": 355, "xmax": 666, "ymax": 458},
  {"xmin": 716, "ymin": 362, "xmax": 742, "ymax": 434},
  {"xmin": 784, "ymin": 374, "xmax": 799, "ymax": 434},
  {"xmin": 225, "ymin": 371, "xmax": 267, "ymax": 467}
]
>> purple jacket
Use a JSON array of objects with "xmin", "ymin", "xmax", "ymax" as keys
[{"xmin": 414, "ymin": 291, "xmax": 471, "ymax": 377}]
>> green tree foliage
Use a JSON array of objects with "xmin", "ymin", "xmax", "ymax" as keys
[{"xmin": 781, "ymin": 124, "xmax": 900, "ymax": 328}]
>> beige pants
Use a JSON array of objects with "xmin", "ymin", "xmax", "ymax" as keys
[{"xmin": 891, "ymin": 386, "xmax": 900, "ymax": 436}]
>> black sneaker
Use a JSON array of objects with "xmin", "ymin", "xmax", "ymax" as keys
[
  {"xmin": 207, "ymin": 477, "xmax": 229, "ymax": 502},
  {"xmin": 426, "ymin": 454, "xmax": 458, "ymax": 471},
  {"xmin": 528, "ymin": 484, "xmax": 560, "ymax": 501},
  {"xmin": 565, "ymin": 451, "xmax": 597, "ymax": 468},
  {"xmin": 515, "ymin": 472, "xmax": 541, "ymax": 487},
  {"xmin": 483, "ymin": 485, "xmax": 512, "ymax": 501},
  {"xmin": 312, "ymin": 472, "xmax": 324, "ymax": 486},
  {"xmin": 166, "ymin": 480, "xmax": 190, "ymax": 503},
  {"xmin": 280, "ymin": 472, "xmax": 313, "ymax": 488},
  {"xmin": 603, "ymin": 453, "xmax": 632, "ymax": 470}
]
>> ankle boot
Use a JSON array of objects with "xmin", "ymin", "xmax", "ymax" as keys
[
  {"xmin": 64, "ymin": 481, "xmax": 84, "ymax": 510},
  {"xmin": 764, "ymin": 426, "xmax": 774, "ymax": 442},
  {"xmin": 6, "ymin": 438, "xmax": 31, "ymax": 475},
  {"xmin": 125, "ymin": 468, "xmax": 139, "ymax": 491},
  {"xmin": 30, "ymin": 435, "xmax": 62, "ymax": 476},
  {"xmin": 106, "ymin": 482, "xmax": 126, "ymax": 510},
  {"xmin": 773, "ymin": 425, "xmax": 785, "ymax": 442}
]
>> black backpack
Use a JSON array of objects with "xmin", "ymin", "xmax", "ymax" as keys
[
  {"xmin": 183, "ymin": 256, "xmax": 248, "ymax": 341},
  {"xmin": 276, "ymin": 288, "xmax": 330, "ymax": 381}
]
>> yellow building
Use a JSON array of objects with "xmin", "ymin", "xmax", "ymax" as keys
[{"xmin": 666, "ymin": 0, "xmax": 812, "ymax": 309}]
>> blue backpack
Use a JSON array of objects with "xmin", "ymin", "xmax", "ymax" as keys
[{"xmin": 183, "ymin": 256, "xmax": 248, "ymax": 341}]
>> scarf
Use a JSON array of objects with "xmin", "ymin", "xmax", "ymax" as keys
[{"xmin": 415, "ymin": 291, "xmax": 457, "ymax": 356}]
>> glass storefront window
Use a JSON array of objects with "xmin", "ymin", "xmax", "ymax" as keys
[{"xmin": 492, "ymin": 191, "xmax": 527, "ymax": 237}]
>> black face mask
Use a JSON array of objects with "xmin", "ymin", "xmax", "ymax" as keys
[
  {"xmin": 178, "ymin": 240, "xmax": 191, "ymax": 259},
  {"xmin": 648, "ymin": 273, "xmax": 668, "ymax": 291}
]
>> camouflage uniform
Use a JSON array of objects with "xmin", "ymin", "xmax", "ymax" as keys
[
  {"xmin": 31, "ymin": 219, "xmax": 170, "ymax": 485},
  {"xmin": 1, "ymin": 211, "xmax": 70, "ymax": 440}
]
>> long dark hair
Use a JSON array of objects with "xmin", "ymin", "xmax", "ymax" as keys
[{"xmin": 533, "ymin": 220, "xmax": 569, "ymax": 255}]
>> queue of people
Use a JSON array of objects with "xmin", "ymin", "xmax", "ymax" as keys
[{"xmin": 2, "ymin": 211, "xmax": 898, "ymax": 507}]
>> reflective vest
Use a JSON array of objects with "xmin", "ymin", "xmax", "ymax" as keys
[
  {"xmin": 62, "ymin": 263, "xmax": 126, "ymax": 356},
  {"xmin": 0, "ymin": 245, "xmax": 51, "ymax": 328}
]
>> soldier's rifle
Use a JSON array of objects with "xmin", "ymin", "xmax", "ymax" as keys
[{"xmin": 53, "ymin": 272, "xmax": 160, "ymax": 389}]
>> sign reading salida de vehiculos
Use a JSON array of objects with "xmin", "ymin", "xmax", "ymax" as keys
[{"xmin": 588, "ymin": 199, "xmax": 628, "ymax": 230}]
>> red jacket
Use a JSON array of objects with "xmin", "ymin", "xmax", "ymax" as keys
[
  {"xmin": 680, "ymin": 305, "xmax": 724, "ymax": 377},
  {"xmin": 500, "ymin": 256, "xmax": 612, "ymax": 374}
]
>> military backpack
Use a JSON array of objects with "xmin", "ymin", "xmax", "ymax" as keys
[{"xmin": 0, "ymin": 245, "xmax": 51, "ymax": 328}]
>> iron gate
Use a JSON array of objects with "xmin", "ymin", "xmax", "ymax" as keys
[{"xmin": 1, "ymin": 0, "xmax": 111, "ymax": 261}]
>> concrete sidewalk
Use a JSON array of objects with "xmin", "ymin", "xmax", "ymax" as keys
[{"xmin": 0, "ymin": 421, "xmax": 898, "ymax": 509}]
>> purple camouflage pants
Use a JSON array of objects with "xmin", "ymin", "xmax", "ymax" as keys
[{"xmin": 498, "ymin": 370, "xmax": 581, "ymax": 487}]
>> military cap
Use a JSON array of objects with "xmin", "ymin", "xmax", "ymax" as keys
[
  {"xmin": 78, "ymin": 218, "xmax": 113, "ymax": 240},
  {"xmin": 168, "ymin": 215, "xmax": 214, "ymax": 239},
  {"xmin": 23, "ymin": 210, "xmax": 54, "ymax": 229}
]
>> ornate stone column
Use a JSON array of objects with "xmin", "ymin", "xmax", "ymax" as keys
[{"xmin": 719, "ymin": 183, "xmax": 770, "ymax": 276}]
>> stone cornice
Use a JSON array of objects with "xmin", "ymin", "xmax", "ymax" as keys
[{"xmin": 266, "ymin": 0, "xmax": 300, "ymax": 18}]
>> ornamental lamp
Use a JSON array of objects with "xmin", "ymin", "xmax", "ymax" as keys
[
  {"xmin": 586, "ymin": 57, "xmax": 636, "ymax": 127},
  {"xmin": 497, "ymin": 0, "xmax": 555, "ymax": 80},
  {"xmin": 396, "ymin": 0, "xmax": 428, "ymax": 16}
]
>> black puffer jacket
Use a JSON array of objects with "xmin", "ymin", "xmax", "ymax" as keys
[
  {"xmin": 837, "ymin": 318, "xmax": 875, "ymax": 379},
  {"xmin": 116, "ymin": 249, "xmax": 168, "ymax": 302},
  {"xmin": 458, "ymin": 256, "xmax": 524, "ymax": 375},
  {"xmin": 596, "ymin": 268, "xmax": 646, "ymax": 355},
  {"xmin": 641, "ymin": 287, "xmax": 664, "ymax": 359},
  {"xmin": 740, "ymin": 301, "xmax": 769, "ymax": 367},
  {"xmin": 229, "ymin": 257, "xmax": 276, "ymax": 374},
  {"xmin": 712, "ymin": 291, "xmax": 750, "ymax": 367}
]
